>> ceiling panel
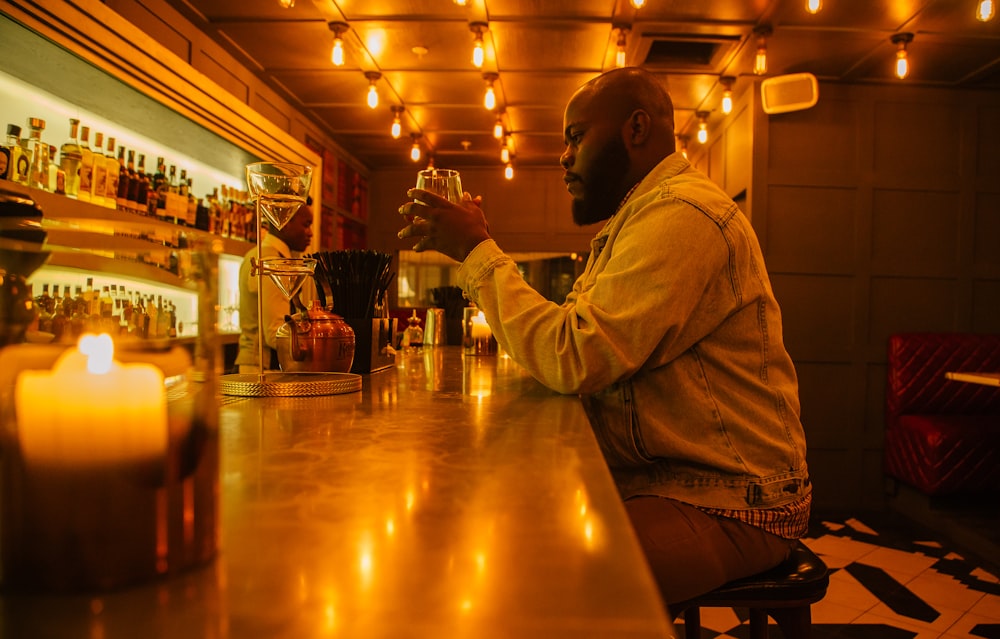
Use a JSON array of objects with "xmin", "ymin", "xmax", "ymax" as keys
[{"xmin": 164, "ymin": 0, "xmax": 1000, "ymax": 172}]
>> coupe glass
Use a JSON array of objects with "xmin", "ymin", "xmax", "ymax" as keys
[
  {"xmin": 415, "ymin": 168, "xmax": 462, "ymax": 203},
  {"xmin": 246, "ymin": 162, "xmax": 313, "ymax": 229}
]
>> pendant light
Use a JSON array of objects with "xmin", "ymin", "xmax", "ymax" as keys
[
  {"xmin": 615, "ymin": 26, "xmax": 629, "ymax": 68},
  {"xmin": 410, "ymin": 133, "xmax": 422, "ymax": 162},
  {"xmin": 753, "ymin": 26, "xmax": 771, "ymax": 76},
  {"xmin": 719, "ymin": 76, "xmax": 735, "ymax": 115},
  {"xmin": 328, "ymin": 22, "xmax": 349, "ymax": 67},
  {"xmin": 391, "ymin": 106, "xmax": 404, "ymax": 139},
  {"xmin": 470, "ymin": 22, "xmax": 487, "ymax": 68},
  {"xmin": 504, "ymin": 162, "xmax": 514, "ymax": 180},
  {"xmin": 365, "ymin": 71, "xmax": 381, "ymax": 109},
  {"xmin": 483, "ymin": 72, "xmax": 499, "ymax": 111},
  {"xmin": 977, "ymin": 0, "xmax": 995, "ymax": 21},
  {"xmin": 630, "ymin": 0, "xmax": 646, "ymax": 8},
  {"xmin": 891, "ymin": 33, "xmax": 913, "ymax": 79},
  {"xmin": 696, "ymin": 111, "xmax": 709, "ymax": 144},
  {"xmin": 805, "ymin": 0, "xmax": 822, "ymax": 14},
  {"xmin": 279, "ymin": 0, "xmax": 294, "ymax": 7},
  {"xmin": 493, "ymin": 113, "xmax": 504, "ymax": 140}
]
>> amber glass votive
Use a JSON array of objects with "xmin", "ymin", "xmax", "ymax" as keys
[
  {"xmin": 0, "ymin": 237, "xmax": 221, "ymax": 592},
  {"xmin": 463, "ymin": 307, "xmax": 497, "ymax": 356}
]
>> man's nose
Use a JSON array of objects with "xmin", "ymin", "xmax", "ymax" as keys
[{"xmin": 559, "ymin": 148, "xmax": 572, "ymax": 169}]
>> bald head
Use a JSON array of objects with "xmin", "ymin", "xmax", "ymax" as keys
[{"xmin": 571, "ymin": 67, "xmax": 676, "ymax": 146}]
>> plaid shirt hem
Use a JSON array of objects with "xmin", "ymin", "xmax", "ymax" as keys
[{"xmin": 697, "ymin": 491, "xmax": 812, "ymax": 539}]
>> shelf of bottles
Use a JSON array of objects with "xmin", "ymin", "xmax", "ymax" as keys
[{"xmin": 0, "ymin": 67, "xmax": 257, "ymax": 342}]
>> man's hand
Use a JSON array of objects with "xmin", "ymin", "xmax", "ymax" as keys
[{"xmin": 398, "ymin": 189, "xmax": 490, "ymax": 263}]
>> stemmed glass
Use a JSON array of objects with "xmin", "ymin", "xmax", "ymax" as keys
[{"xmin": 246, "ymin": 161, "xmax": 313, "ymax": 382}]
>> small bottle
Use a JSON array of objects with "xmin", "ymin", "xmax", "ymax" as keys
[
  {"xmin": 103, "ymin": 136, "xmax": 119, "ymax": 209},
  {"xmin": 48, "ymin": 145, "xmax": 64, "ymax": 194},
  {"xmin": 27, "ymin": 118, "xmax": 48, "ymax": 190},
  {"xmin": 128, "ymin": 153, "xmax": 145, "ymax": 215},
  {"xmin": 90, "ymin": 131, "xmax": 107, "ymax": 204},
  {"xmin": 116, "ymin": 146, "xmax": 130, "ymax": 211},
  {"xmin": 404, "ymin": 309, "xmax": 424, "ymax": 348},
  {"xmin": 77, "ymin": 126, "xmax": 94, "ymax": 202},
  {"xmin": 3, "ymin": 124, "xmax": 29, "ymax": 185},
  {"xmin": 59, "ymin": 118, "xmax": 82, "ymax": 198}
]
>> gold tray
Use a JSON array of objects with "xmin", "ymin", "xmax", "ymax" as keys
[{"xmin": 219, "ymin": 372, "xmax": 362, "ymax": 397}]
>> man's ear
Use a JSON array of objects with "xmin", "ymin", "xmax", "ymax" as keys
[{"xmin": 625, "ymin": 109, "xmax": 652, "ymax": 146}]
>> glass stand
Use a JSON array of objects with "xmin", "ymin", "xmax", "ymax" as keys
[{"xmin": 219, "ymin": 162, "xmax": 361, "ymax": 397}]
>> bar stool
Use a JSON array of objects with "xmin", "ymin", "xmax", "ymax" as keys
[{"xmin": 673, "ymin": 540, "xmax": 829, "ymax": 639}]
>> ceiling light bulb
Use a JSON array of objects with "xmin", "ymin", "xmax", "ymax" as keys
[
  {"xmin": 484, "ymin": 85, "xmax": 496, "ymax": 110},
  {"xmin": 978, "ymin": 0, "xmax": 995, "ymax": 21},
  {"xmin": 753, "ymin": 27, "xmax": 770, "ymax": 75},
  {"xmin": 279, "ymin": 0, "xmax": 294, "ymax": 8},
  {"xmin": 696, "ymin": 112, "xmax": 709, "ymax": 145},
  {"xmin": 332, "ymin": 37, "xmax": 344, "ymax": 66},
  {"xmin": 805, "ymin": 0, "xmax": 821, "ymax": 14},
  {"xmin": 410, "ymin": 138, "xmax": 421, "ymax": 162},
  {"xmin": 720, "ymin": 76, "xmax": 734, "ymax": 115},
  {"xmin": 454, "ymin": 0, "xmax": 467, "ymax": 5},
  {"xmin": 630, "ymin": 0, "xmax": 646, "ymax": 8},
  {"xmin": 391, "ymin": 112, "xmax": 402, "ymax": 139},
  {"xmin": 493, "ymin": 116, "xmax": 503, "ymax": 140},
  {"xmin": 365, "ymin": 71, "xmax": 381, "ymax": 109},
  {"xmin": 500, "ymin": 146, "xmax": 510, "ymax": 164},
  {"xmin": 504, "ymin": 163, "xmax": 514, "ymax": 180},
  {"xmin": 892, "ymin": 33, "xmax": 913, "ymax": 79},
  {"xmin": 615, "ymin": 28, "xmax": 628, "ymax": 68},
  {"xmin": 473, "ymin": 36, "xmax": 484, "ymax": 68}
]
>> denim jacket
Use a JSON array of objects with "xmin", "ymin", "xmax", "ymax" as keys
[{"xmin": 457, "ymin": 153, "xmax": 810, "ymax": 511}]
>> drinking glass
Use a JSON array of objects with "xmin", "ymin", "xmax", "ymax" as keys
[
  {"xmin": 259, "ymin": 257, "xmax": 317, "ymax": 300},
  {"xmin": 415, "ymin": 168, "xmax": 462, "ymax": 203},
  {"xmin": 246, "ymin": 162, "xmax": 313, "ymax": 230}
]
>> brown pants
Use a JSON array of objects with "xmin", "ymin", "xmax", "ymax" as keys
[{"xmin": 625, "ymin": 495, "xmax": 797, "ymax": 608}]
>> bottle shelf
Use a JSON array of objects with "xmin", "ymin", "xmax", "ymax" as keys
[{"xmin": 1, "ymin": 178, "xmax": 254, "ymax": 258}]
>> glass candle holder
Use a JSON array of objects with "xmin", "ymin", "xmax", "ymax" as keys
[
  {"xmin": 463, "ymin": 306, "xmax": 496, "ymax": 356},
  {"xmin": 0, "ymin": 234, "xmax": 221, "ymax": 593}
]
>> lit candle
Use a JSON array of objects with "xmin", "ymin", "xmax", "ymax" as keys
[
  {"xmin": 470, "ymin": 311, "xmax": 491, "ymax": 340},
  {"xmin": 15, "ymin": 333, "xmax": 168, "ymax": 466}
]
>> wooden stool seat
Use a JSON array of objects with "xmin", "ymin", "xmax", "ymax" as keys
[{"xmin": 674, "ymin": 540, "xmax": 829, "ymax": 639}]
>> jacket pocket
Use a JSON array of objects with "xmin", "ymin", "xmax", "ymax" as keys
[{"xmin": 581, "ymin": 380, "xmax": 655, "ymax": 468}]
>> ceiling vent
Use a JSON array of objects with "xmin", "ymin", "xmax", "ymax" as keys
[{"xmin": 637, "ymin": 33, "xmax": 742, "ymax": 71}]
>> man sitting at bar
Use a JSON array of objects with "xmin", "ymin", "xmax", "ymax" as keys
[
  {"xmin": 235, "ymin": 204, "xmax": 315, "ymax": 373},
  {"xmin": 397, "ymin": 67, "xmax": 811, "ymax": 607}
]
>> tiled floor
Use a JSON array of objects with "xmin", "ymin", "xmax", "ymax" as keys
[{"xmin": 685, "ymin": 512, "xmax": 1000, "ymax": 638}]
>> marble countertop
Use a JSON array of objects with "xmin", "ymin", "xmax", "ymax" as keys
[{"xmin": 2, "ymin": 347, "xmax": 674, "ymax": 638}]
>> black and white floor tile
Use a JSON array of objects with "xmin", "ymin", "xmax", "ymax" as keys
[{"xmin": 685, "ymin": 514, "xmax": 1000, "ymax": 639}]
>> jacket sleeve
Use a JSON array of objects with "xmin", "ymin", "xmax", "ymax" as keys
[{"xmin": 456, "ymin": 196, "xmax": 734, "ymax": 395}]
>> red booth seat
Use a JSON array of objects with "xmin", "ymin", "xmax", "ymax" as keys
[{"xmin": 885, "ymin": 333, "xmax": 1000, "ymax": 496}]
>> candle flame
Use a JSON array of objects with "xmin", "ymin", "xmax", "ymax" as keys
[{"xmin": 79, "ymin": 333, "xmax": 114, "ymax": 375}]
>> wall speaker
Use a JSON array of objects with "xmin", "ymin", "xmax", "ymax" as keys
[{"xmin": 760, "ymin": 73, "xmax": 819, "ymax": 114}]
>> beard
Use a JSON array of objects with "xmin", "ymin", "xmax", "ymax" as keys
[{"xmin": 571, "ymin": 135, "xmax": 631, "ymax": 226}]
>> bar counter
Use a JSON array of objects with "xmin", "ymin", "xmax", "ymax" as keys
[{"xmin": 2, "ymin": 347, "xmax": 674, "ymax": 638}]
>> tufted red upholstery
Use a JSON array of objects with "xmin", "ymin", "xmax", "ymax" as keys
[{"xmin": 885, "ymin": 333, "xmax": 1000, "ymax": 496}]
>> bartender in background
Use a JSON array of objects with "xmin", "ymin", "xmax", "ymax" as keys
[{"xmin": 235, "ymin": 201, "xmax": 315, "ymax": 373}]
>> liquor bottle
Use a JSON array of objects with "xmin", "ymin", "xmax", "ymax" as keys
[
  {"xmin": 147, "ymin": 295, "xmax": 160, "ymax": 338},
  {"xmin": 185, "ymin": 179, "xmax": 198, "ymax": 227},
  {"xmin": 91, "ymin": 132, "xmax": 107, "ymax": 204},
  {"xmin": 128, "ymin": 153, "xmax": 145, "ymax": 215},
  {"xmin": 27, "ymin": 118, "xmax": 48, "ymax": 190},
  {"xmin": 51, "ymin": 285, "xmax": 68, "ymax": 342},
  {"xmin": 104, "ymin": 137, "xmax": 119, "ymax": 209},
  {"xmin": 153, "ymin": 157, "xmax": 169, "ymax": 220},
  {"xmin": 77, "ymin": 126, "xmax": 94, "ymax": 202},
  {"xmin": 3, "ymin": 124, "xmax": 30, "ymax": 185},
  {"xmin": 118, "ymin": 149, "xmax": 134, "ymax": 213},
  {"xmin": 48, "ymin": 145, "xmax": 64, "ymax": 194},
  {"xmin": 59, "ymin": 118, "xmax": 82, "ymax": 198},
  {"xmin": 156, "ymin": 295, "xmax": 170, "ymax": 338}
]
